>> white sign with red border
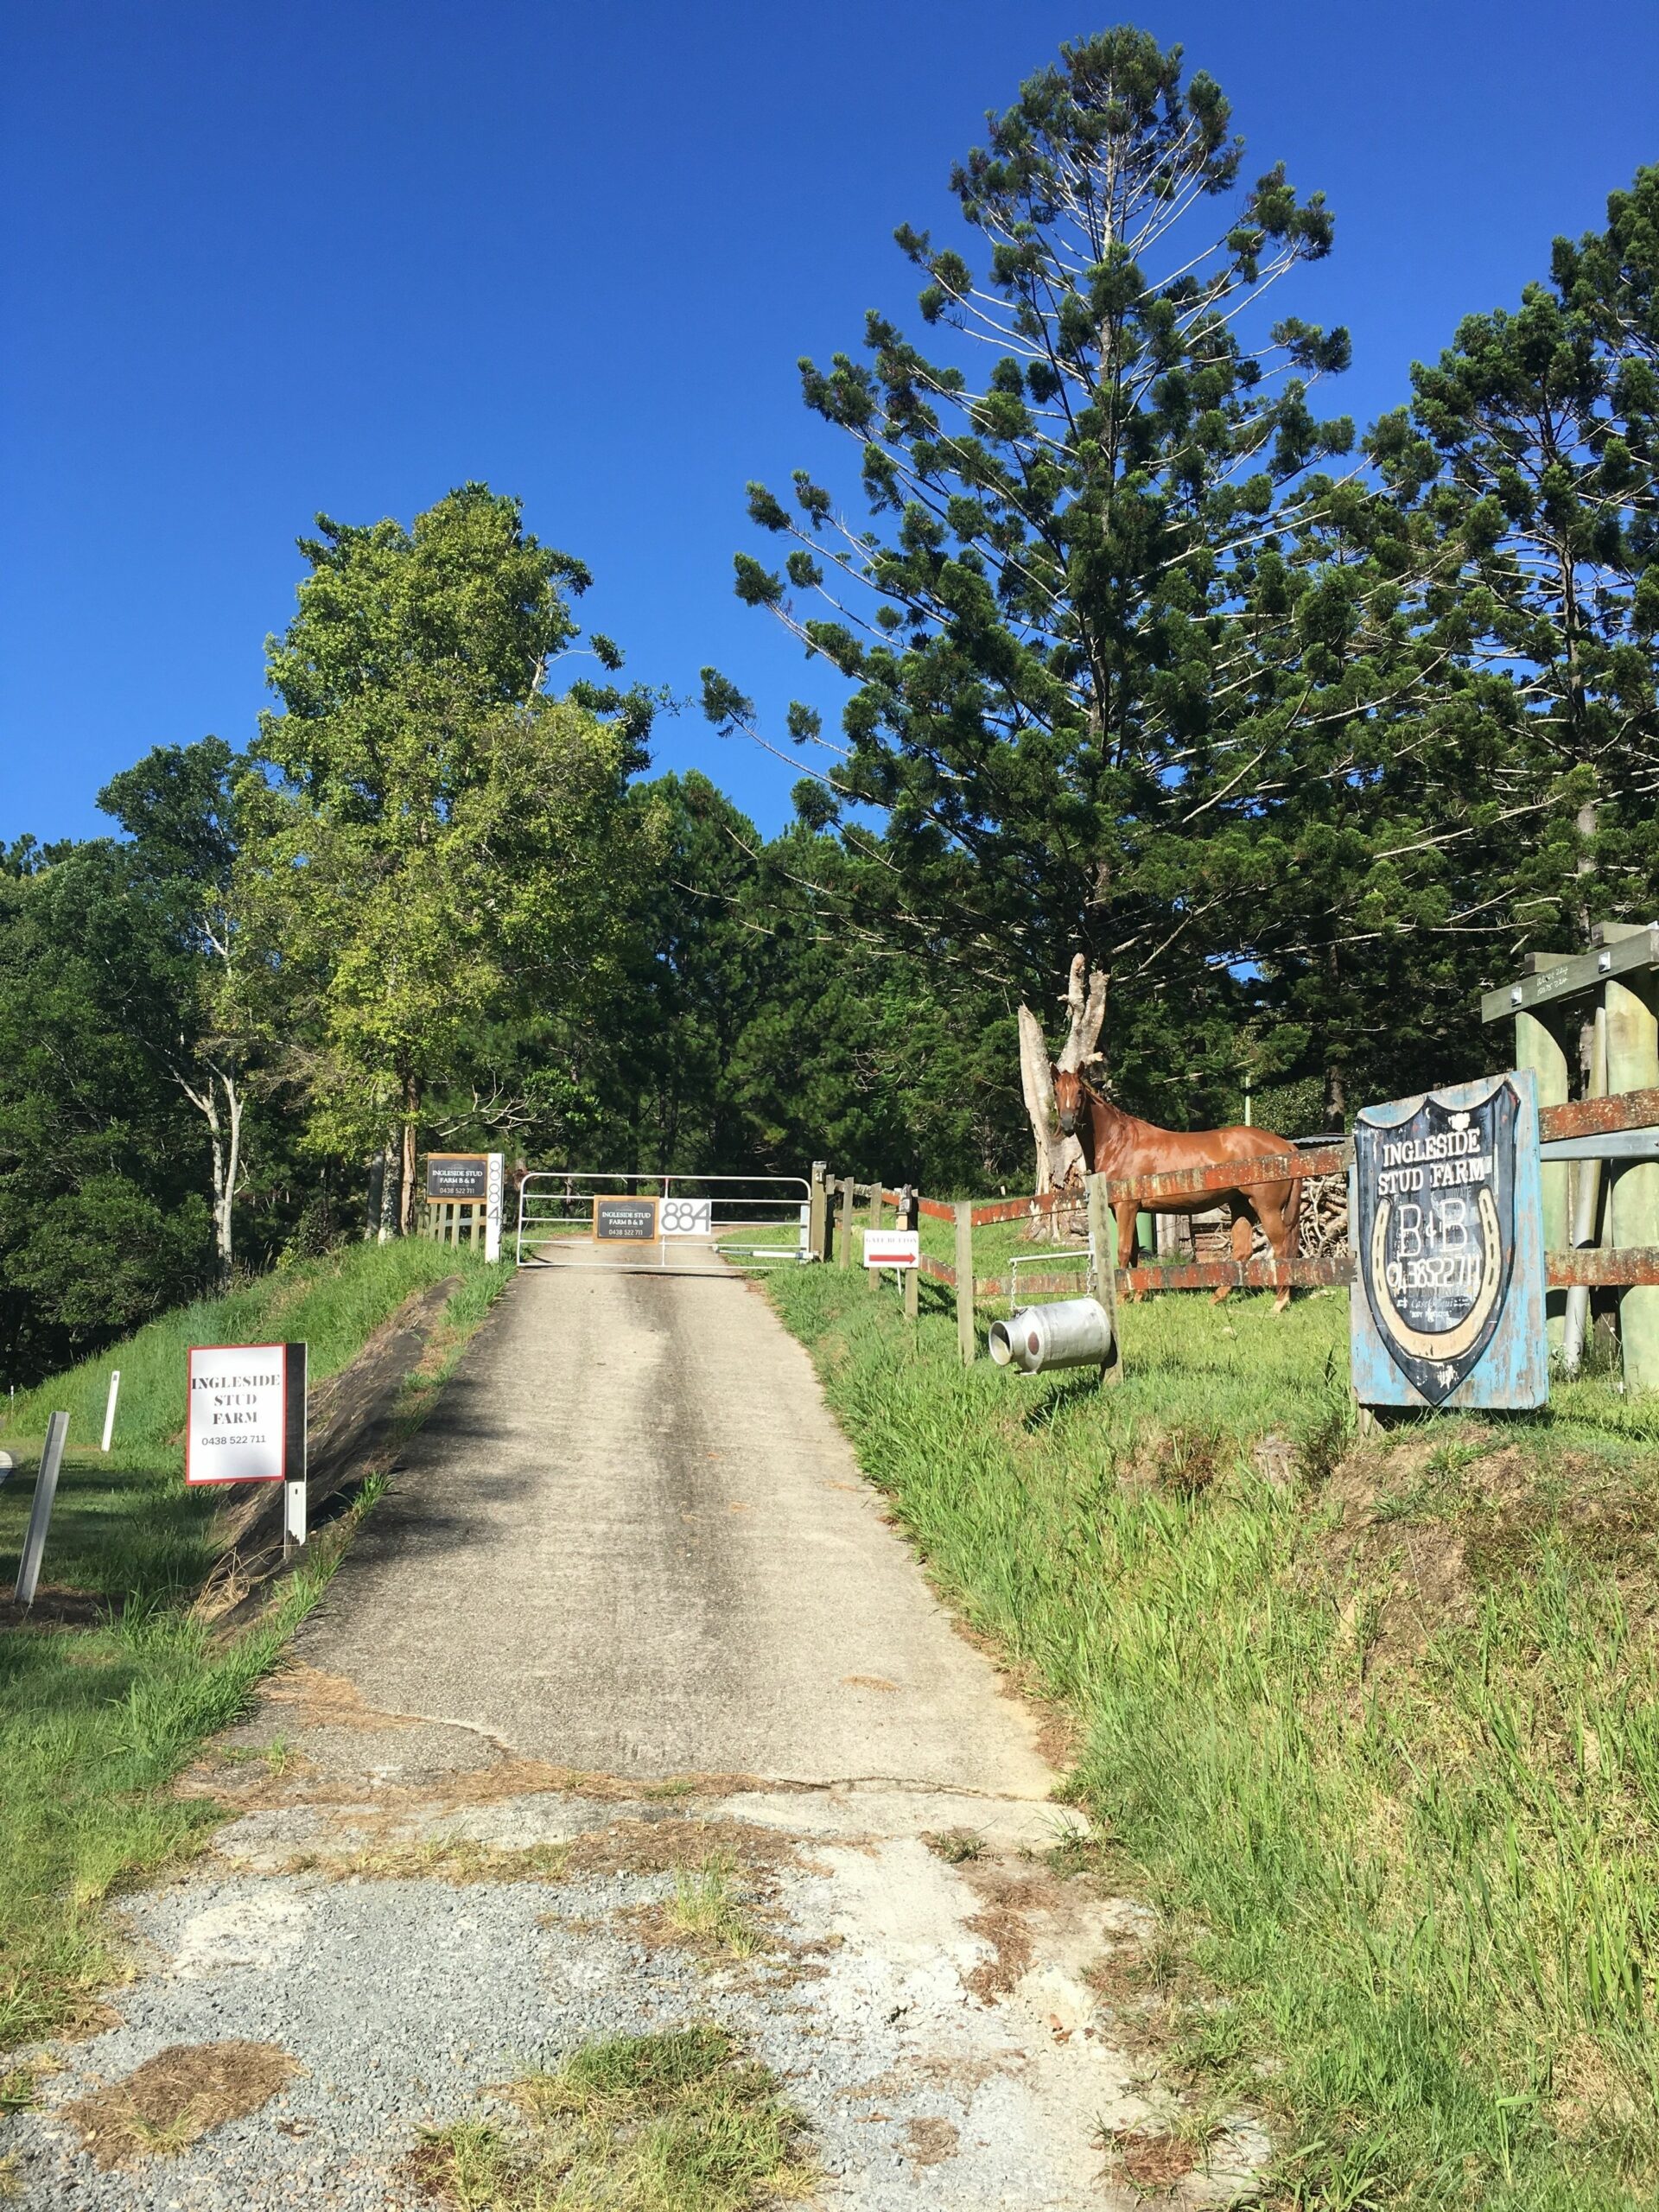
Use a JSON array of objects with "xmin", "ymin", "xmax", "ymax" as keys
[
  {"xmin": 186, "ymin": 1343, "xmax": 299, "ymax": 1485},
  {"xmin": 861, "ymin": 1229, "xmax": 920, "ymax": 1268}
]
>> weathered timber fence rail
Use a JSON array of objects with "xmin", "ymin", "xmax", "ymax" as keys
[
  {"xmin": 812, "ymin": 1084, "xmax": 1659, "ymax": 1367},
  {"xmin": 423, "ymin": 1198, "xmax": 486, "ymax": 1249}
]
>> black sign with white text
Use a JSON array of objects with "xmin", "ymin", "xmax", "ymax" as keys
[
  {"xmin": 426, "ymin": 1154, "xmax": 490, "ymax": 1201},
  {"xmin": 594, "ymin": 1197, "xmax": 659, "ymax": 1243}
]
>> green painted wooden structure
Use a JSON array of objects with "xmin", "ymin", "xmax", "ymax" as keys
[{"xmin": 1481, "ymin": 922, "xmax": 1659, "ymax": 1392}]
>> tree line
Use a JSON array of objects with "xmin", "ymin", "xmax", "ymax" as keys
[{"xmin": 3, "ymin": 25, "xmax": 1656, "ymax": 1382}]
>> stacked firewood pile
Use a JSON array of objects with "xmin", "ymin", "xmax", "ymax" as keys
[{"xmin": 1296, "ymin": 1170, "xmax": 1350, "ymax": 1259}]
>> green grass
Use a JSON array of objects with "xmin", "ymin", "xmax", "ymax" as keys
[
  {"xmin": 3, "ymin": 1235, "xmax": 504, "ymax": 1476},
  {"xmin": 0, "ymin": 1240, "xmax": 513, "ymax": 2052},
  {"xmin": 416, "ymin": 2025, "xmax": 814, "ymax": 2209},
  {"xmin": 769, "ymin": 1262, "xmax": 1659, "ymax": 2210},
  {"xmin": 664, "ymin": 1855, "xmax": 761, "ymax": 1961}
]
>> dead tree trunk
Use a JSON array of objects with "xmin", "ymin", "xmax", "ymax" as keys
[
  {"xmin": 397, "ymin": 1071, "xmax": 422, "ymax": 1236},
  {"xmin": 1018, "ymin": 954, "xmax": 1109, "ymax": 1229},
  {"xmin": 174, "ymin": 1059, "xmax": 244, "ymax": 1288}
]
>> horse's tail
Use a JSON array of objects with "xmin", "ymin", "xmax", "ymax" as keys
[{"xmin": 1283, "ymin": 1149, "xmax": 1304, "ymax": 1235}]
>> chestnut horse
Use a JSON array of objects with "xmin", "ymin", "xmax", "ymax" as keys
[{"xmin": 1052, "ymin": 1067, "xmax": 1301, "ymax": 1312}]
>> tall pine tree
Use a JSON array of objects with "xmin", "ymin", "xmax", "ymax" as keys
[{"xmin": 707, "ymin": 27, "xmax": 1372, "ymax": 1108}]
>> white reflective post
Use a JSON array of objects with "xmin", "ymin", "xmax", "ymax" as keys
[
  {"xmin": 100, "ymin": 1369, "xmax": 120, "ymax": 1452},
  {"xmin": 485, "ymin": 1153, "xmax": 504, "ymax": 1263},
  {"xmin": 16, "ymin": 1412, "xmax": 69, "ymax": 1607}
]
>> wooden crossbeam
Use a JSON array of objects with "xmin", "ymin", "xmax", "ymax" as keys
[
  {"xmin": 1539, "ymin": 1087, "xmax": 1659, "ymax": 1141},
  {"xmin": 1480, "ymin": 928, "xmax": 1659, "ymax": 1023},
  {"xmin": 1546, "ymin": 1246, "xmax": 1659, "ymax": 1287}
]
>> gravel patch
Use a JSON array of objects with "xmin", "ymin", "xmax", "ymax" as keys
[{"xmin": 2, "ymin": 1798, "xmax": 1267, "ymax": 2210}]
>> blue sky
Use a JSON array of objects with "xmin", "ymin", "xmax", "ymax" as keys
[{"xmin": 4, "ymin": 0, "xmax": 1658, "ymax": 843}]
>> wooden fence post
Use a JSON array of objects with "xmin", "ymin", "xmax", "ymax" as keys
[
  {"xmin": 1605, "ymin": 962, "xmax": 1659, "ymax": 1390},
  {"xmin": 838, "ymin": 1173, "xmax": 855, "ymax": 1268},
  {"xmin": 902, "ymin": 1185, "xmax": 919, "ymax": 1321},
  {"xmin": 955, "ymin": 1202, "xmax": 976, "ymax": 1365},
  {"xmin": 866, "ymin": 1183, "xmax": 884, "ymax": 1286},
  {"xmin": 1087, "ymin": 1173, "xmax": 1124, "ymax": 1385},
  {"xmin": 1515, "ymin": 972, "xmax": 1570, "ymax": 1351},
  {"xmin": 1563, "ymin": 1004, "xmax": 1608, "ymax": 1373},
  {"xmin": 808, "ymin": 1162, "xmax": 827, "ymax": 1264}
]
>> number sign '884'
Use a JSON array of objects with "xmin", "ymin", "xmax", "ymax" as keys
[
  {"xmin": 1351, "ymin": 1070, "xmax": 1547, "ymax": 1411},
  {"xmin": 660, "ymin": 1197, "xmax": 713, "ymax": 1238}
]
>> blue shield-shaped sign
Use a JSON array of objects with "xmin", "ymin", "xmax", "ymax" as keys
[{"xmin": 1351, "ymin": 1071, "xmax": 1548, "ymax": 1410}]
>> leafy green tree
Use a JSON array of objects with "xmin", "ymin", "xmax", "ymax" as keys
[
  {"xmin": 96, "ymin": 737, "xmax": 266, "ymax": 1281},
  {"xmin": 717, "ymin": 794, "xmax": 1032, "ymax": 1186},
  {"xmin": 0, "ymin": 843, "xmax": 213, "ymax": 1379},
  {"xmin": 250, "ymin": 485, "xmax": 655, "ymax": 1225},
  {"xmin": 1177, "ymin": 472, "xmax": 1516, "ymax": 1124},
  {"xmin": 1371, "ymin": 166, "xmax": 1659, "ymax": 960},
  {"xmin": 708, "ymin": 27, "xmax": 1362, "ymax": 1103},
  {"xmin": 613, "ymin": 774, "xmax": 770, "ymax": 1172}
]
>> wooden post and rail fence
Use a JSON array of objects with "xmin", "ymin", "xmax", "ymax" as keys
[
  {"xmin": 421, "ymin": 1198, "xmax": 489, "ymax": 1249},
  {"xmin": 812, "ymin": 1082, "xmax": 1659, "ymax": 1374}
]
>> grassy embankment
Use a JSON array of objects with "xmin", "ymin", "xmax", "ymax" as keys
[
  {"xmin": 0, "ymin": 1239, "xmax": 512, "ymax": 2052},
  {"xmin": 768, "ymin": 1259, "xmax": 1659, "ymax": 2211}
]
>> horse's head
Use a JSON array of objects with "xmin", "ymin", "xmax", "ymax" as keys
[{"xmin": 1052, "ymin": 1065, "xmax": 1084, "ymax": 1138}]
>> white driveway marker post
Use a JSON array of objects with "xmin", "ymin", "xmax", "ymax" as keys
[
  {"xmin": 16, "ymin": 1412, "xmax": 69, "ymax": 1607},
  {"xmin": 485, "ymin": 1153, "xmax": 505, "ymax": 1263},
  {"xmin": 101, "ymin": 1370, "xmax": 120, "ymax": 1452}
]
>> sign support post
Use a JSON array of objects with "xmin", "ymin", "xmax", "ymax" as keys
[
  {"xmin": 900, "ymin": 1187, "xmax": 920, "ymax": 1321},
  {"xmin": 283, "ymin": 1342, "xmax": 308, "ymax": 1554}
]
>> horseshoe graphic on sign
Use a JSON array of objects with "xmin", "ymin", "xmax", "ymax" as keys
[{"xmin": 1368, "ymin": 1184, "xmax": 1505, "ymax": 1360}]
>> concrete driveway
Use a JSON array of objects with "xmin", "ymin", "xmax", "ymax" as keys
[
  {"xmin": 295, "ymin": 1255, "xmax": 1052, "ymax": 1793},
  {"xmin": 3, "ymin": 1259, "xmax": 1269, "ymax": 2209}
]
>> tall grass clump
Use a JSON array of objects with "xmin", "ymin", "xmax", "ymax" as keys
[
  {"xmin": 770, "ymin": 1263, "xmax": 1659, "ymax": 2209},
  {"xmin": 0, "ymin": 1560, "xmax": 340, "ymax": 2048}
]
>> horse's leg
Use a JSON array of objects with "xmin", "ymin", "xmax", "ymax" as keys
[
  {"xmin": 1115, "ymin": 1201, "xmax": 1142, "ymax": 1299},
  {"xmin": 1253, "ymin": 1189, "xmax": 1294, "ymax": 1313},
  {"xmin": 1211, "ymin": 1206, "xmax": 1250, "ymax": 1303}
]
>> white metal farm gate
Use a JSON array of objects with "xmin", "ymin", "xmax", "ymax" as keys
[{"xmin": 515, "ymin": 1172, "xmax": 812, "ymax": 1274}]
